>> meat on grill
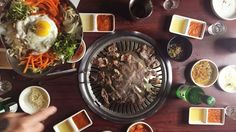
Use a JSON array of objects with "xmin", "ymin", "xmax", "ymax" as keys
[{"xmin": 91, "ymin": 44, "xmax": 161, "ymax": 106}]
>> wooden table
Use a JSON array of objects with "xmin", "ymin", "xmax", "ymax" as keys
[{"xmin": 1, "ymin": 0, "xmax": 236, "ymax": 131}]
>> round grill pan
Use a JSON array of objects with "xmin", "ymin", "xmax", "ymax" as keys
[{"xmin": 78, "ymin": 31, "xmax": 172, "ymax": 123}]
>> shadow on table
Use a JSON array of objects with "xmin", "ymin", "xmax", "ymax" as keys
[
  {"xmin": 180, "ymin": 108, "xmax": 189, "ymax": 125},
  {"xmin": 214, "ymin": 38, "xmax": 236, "ymax": 53},
  {"xmin": 163, "ymin": 15, "xmax": 172, "ymax": 32},
  {"xmin": 155, "ymin": 39, "xmax": 168, "ymax": 54},
  {"xmin": 184, "ymin": 60, "xmax": 197, "ymax": 84},
  {"xmin": 200, "ymin": 0, "xmax": 217, "ymax": 19}
]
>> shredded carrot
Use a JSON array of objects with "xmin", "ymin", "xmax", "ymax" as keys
[
  {"xmin": 26, "ymin": 0, "xmax": 60, "ymax": 17},
  {"xmin": 26, "ymin": 0, "xmax": 61, "ymax": 29},
  {"xmin": 23, "ymin": 56, "xmax": 32, "ymax": 73},
  {"xmin": 20, "ymin": 52, "xmax": 56, "ymax": 73}
]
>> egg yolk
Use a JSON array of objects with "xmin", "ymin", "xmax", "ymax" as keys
[{"xmin": 35, "ymin": 20, "xmax": 51, "ymax": 37}]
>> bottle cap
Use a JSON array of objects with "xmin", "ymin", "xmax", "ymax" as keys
[{"xmin": 206, "ymin": 96, "xmax": 216, "ymax": 106}]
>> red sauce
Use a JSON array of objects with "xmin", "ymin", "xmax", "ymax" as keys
[
  {"xmin": 72, "ymin": 111, "xmax": 90, "ymax": 129},
  {"xmin": 129, "ymin": 124, "xmax": 151, "ymax": 132},
  {"xmin": 188, "ymin": 21, "xmax": 203, "ymax": 37},
  {"xmin": 97, "ymin": 15, "xmax": 113, "ymax": 31},
  {"xmin": 208, "ymin": 109, "xmax": 222, "ymax": 123},
  {"xmin": 71, "ymin": 42, "xmax": 84, "ymax": 61}
]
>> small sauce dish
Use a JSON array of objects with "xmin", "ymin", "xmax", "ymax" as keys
[
  {"xmin": 127, "ymin": 122, "xmax": 153, "ymax": 132},
  {"xmin": 53, "ymin": 109, "xmax": 93, "ymax": 132},
  {"xmin": 67, "ymin": 40, "xmax": 86, "ymax": 63}
]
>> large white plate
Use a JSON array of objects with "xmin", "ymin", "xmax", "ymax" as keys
[{"xmin": 211, "ymin": 0, "xmax": 236, "ymax": 20}]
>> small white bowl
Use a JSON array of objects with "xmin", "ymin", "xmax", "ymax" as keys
[
  {"xmin": 218, "ymin": 65, "xmax": 236, "ymax": 93},
  {"xmin": 191, "ymin": 59, "xmax": 219, "ymax": 87},
  {"xmin": 211, "ymin": 0, "xmax": 236, "ymax": 20},
  {"xmin": 127, "ymin": 122, "xmax": 153, "ymax": 132},
  {"xmin": 19, "ymin": 86, "xmax": 50, "ymax": 114},
  {"xmin": 67, "ymin": 40, "xmax": 86, "ymax": 63}
]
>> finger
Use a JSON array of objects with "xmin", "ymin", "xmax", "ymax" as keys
[
  {"xmin": 34, "ymin": 123, "xmax": 45, "ymax": 132},
  {"xmin": 25, "ymin": 106, "xmax": 57, "ymax": 123},
  {"xmin": 2, "ymin": 112, "xmax": 27, "ymax": 118}
]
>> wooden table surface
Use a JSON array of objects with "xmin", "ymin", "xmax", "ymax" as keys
[{"xmin": 1, "ymin": 0, "xmax": 236, "ymax": 131}]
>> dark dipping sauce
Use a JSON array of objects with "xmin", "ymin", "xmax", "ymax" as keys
[
  {"xmin": 130, "ymin": 0, "xmax": 152, "ymax": 18},
  {"xmin": 72, "ymin": 111, "xmax": 90, "ymax": 129},
  {"xmin": 97, "ymin": 15, "xmax": 113, "ymax": 31}
]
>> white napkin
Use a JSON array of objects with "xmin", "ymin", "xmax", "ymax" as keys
[{"xmin": 70, "ymin": 0, "xmax": 80, "ymax": 8}]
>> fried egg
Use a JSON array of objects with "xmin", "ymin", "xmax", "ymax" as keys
[{"xmin": 16, "ymin": 15, "xmax": 58, "ymax": 53}]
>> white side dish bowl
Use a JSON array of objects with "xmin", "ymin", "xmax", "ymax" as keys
[
  {"xmin": 218, "ymin": 65, "xmax": 236, "ymax": 93},
  {"xmin": 191, "ymin": 59, "xmax": 219, "ymax": 88},
  {"xmin": 127, "ymin": 122, "xmax": 153, "ymax": 132},
  {"xmin": 211, "ymin": 0, "xmax": 236, "ymax": 20},
  {"xmin": 19, "ymin": 86, "xmax": 50, "ymax": 114}
]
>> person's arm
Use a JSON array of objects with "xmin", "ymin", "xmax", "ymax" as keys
[{"xmin": 0, "ymin": 106, "xmax": 57, "ymax": 132}]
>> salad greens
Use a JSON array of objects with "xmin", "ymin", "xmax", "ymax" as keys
[
  {"xmin": 6, "ymin": 0, "xmax": 31, "ymax": 21},
  {"xmin": 52, "ymin": 33, "xmax": 78, "ymax": 61}
]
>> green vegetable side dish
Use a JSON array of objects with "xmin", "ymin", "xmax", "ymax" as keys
[
  {"xmin": 6, "ymin": 0, "xmax": 32, "ymax": 21},
  {"xmin": 52, "ymin": 33, "xmax": 78, "ymax": 61},
  {"xmin": 168, "ymin": 43, "xmax": 183, "ymax": 58}
]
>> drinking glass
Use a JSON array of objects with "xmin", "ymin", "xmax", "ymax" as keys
[
  {"xmin": 0, "ymin": 76, "xmax": 12, "ymax": 95},
  {"xmin": 129, "ymin": 0, "xmax": 153, "ymax": 20},
  {"xmin": 225, "ymin": 106, "xmax": 236, "ymax": 120},
  {"xmin": 162, "ymin": 0, "xmax": 180, "ymax": 10},
  {"xmin": 207, "ymin": 21, "xmax": 227, "ymax": 35}
]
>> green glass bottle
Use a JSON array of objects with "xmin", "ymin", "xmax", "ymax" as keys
[{"xmin": 176, "ymin": 85, "xmax": 216, "ymax": 106}]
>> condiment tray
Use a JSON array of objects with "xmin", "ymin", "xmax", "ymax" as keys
[
  {"xmin": 80, "ymin": 13, "xmax": 115, "ymax": 33},
  {"xmin": 189, "ymin": 107, "xmax": 225, "ymax": 125},
  {"xmin": 169, "ymin": 15, "xmax": 206, "ymax": 40},
  {"xmin": 53, "ymin": 109, "xmax": 93, "ymax": 132}
]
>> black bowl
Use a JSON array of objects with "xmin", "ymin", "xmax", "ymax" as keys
[{"xmin": 167, "ymin": 36, "xmax": 192, "ymax": 62}]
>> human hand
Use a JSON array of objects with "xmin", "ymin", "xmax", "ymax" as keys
[{"xmin": 0, "ymin": 106, "xmax": 57, "ymax": 132}]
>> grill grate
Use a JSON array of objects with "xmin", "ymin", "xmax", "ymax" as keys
[
  {"xmin": 89, "ymin": 40, "xmax": 163, "ymax": 114},
  {"xmin": 79, "ymin": 31, "xmax": 172, "ymax": 123}
]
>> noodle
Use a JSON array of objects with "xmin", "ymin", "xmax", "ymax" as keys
[
  {"xmin": 28, "ymin": 88, "xmax": 48, "ymax": 108},
  {"xmin": 192, "ymin": 61, "xmax": 213, "ymax": 85}
]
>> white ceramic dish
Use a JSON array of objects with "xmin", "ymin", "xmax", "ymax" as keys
[
  {"xmin": 189, "ymin": 107, "xmax": 225, "ymax": 125},
  {"xmin": 169, "ymin": 15, "xmax": 207, "ymax": 40},
  {"xmin": 218, "ymin": 65, "xmax": 236, "ymax": 93},
  {"xmin": 19, "ymin": 86, "xmax": 50, "ymax": 114},
  {"xmin": 191, "ymin": 59, "xmax": 219, "ymax": 87},
  {"xmin": 80, "ymin": 13, "xmax": 115, "ymax": 32},
  {"xmin": 67, "ymin": 40, "xmax": 86, "ymax": 63},
  {"xmin": 127, "ymin": 122, "xmax": 153, "ymax": 132},
  {"xmin": 53, "ymin": 109, "xmax": 93, "ymax": 132},
  {"xmin": 211, "ymin": 0, "xmax": 236, "ymax": 20}
]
